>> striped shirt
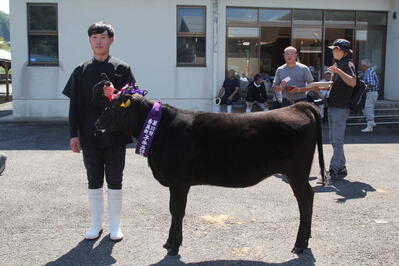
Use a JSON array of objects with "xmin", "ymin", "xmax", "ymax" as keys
[{"xmin": 361, "ymin": 68, "xmax": 379, "ymax": 92}]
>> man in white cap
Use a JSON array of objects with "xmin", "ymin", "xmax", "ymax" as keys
[{"xmin": 360, "ymin": 59, "xmax": 379, "ymax": 132}]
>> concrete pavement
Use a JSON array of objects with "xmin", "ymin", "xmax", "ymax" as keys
[{"xmin": 0, "ymin": 120, "xmax": 398, "ymax": 265}]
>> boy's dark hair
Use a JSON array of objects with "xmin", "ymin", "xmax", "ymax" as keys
[
  {"xmin": 253, "ymin": 74, "xmax": 262, "ymax": 81},
  {"xmin": 88, "ymin": 21, "xmax": 114, "ymax": 38}
]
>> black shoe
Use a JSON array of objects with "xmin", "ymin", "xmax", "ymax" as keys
[
  {"xmin": 337, "ymin": 167, "xmax": 347, "ymax": 179},
  {"xmin": 327, "ymin": 169, "xmax": 339, "ymax": 180}
]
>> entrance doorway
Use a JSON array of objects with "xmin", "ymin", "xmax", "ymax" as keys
[{"xmin": 259, "ymin": 27, "xmax": 291, "ymax": 78}]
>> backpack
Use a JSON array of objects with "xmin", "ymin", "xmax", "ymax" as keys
[
  {"xmin": 349, "ymin": 62, "xmax": 367, "ymax": 112},
  {"xmin": 350, "ymin": 68, "xmax": 367, "ymax": 112}
]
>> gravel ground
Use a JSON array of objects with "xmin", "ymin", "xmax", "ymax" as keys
[{"xmin": 0, "ymin": 122, "xmax": 398, "ymax": 266}]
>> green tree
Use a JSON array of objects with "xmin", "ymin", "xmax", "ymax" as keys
[
  {"xmin": 0, "ymin": 36, "xmax": 10, "ymax": 52},
  {"xmin": 0, "ymin": 11, "xmax": 10, "ymax": 42}
]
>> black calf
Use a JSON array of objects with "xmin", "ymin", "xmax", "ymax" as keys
[{"xmin": 96, "ymin": 93, "xmax": 325, "ymax": 256}]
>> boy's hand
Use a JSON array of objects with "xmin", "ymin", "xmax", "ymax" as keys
[{"xmin": 103, "ymin": 82, "xmax": 115, "ymax": 97}]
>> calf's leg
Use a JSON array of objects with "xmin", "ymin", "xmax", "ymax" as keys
[
  {"xmin": 163, "ymin": 184, "xmax": 190, "ymax": 256},
  {"xmin": 288, "ymin": 177, "xmax": 314, "ymax": 254}
]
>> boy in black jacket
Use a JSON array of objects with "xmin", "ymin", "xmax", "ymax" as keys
[
  {"xmin": 63, "ymin": 21, "xmax": 135, "ymax": 241},
  {"xmin": 245, "ymin": 74, "xmax": 269, "ymax": 112}
]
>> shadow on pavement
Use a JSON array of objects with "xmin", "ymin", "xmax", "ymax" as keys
[
  {"xmin": 313, "ymin": 179, "xmax": 376, "ymax": 203},
  {"xmin": 0, "ymin": 109, "xmax": 11, "ymax": 117},
  {"xmin": 322, "ymin": 126, "xmax": 399, "ymax": 144},
  {"xmin": 0, "ymin": 122, "xmax": 70, "ymax": 150},
  {"xmin": 150, "ymin": 249, "xmax": 316, "ymax": 266},
  {"xmin": 0, "ymin": 122, "xmax": 398, "ymax": 151},
  {"xmin": 274, "ymin": 174, "xmax": 318, "ymax": 184},
  {"xmin": 44, "ymin": 237, "xmax": 117, "ymax": 266}
]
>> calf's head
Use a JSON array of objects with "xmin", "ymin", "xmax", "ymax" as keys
[{"xmin": 96, "ymin": 92, "xmax": 147, "ymax": 137}]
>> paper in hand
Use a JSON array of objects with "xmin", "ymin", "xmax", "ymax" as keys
[{"xmin": 282, "ymin": 76, "xmax": 291, "ymax": 83}]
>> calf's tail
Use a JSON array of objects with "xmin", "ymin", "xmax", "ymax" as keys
[{"xmin": 309, "ymin": 105, "xmax": 326, "ymax": 185}]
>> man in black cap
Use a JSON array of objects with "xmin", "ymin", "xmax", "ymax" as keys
[
  {"xmin": 326, "ymin": 39, "xmax": 357, "ymax": 181},
  {"xmin": 63, "ymin": 21, "xmax": 135, "ymax": 241}
]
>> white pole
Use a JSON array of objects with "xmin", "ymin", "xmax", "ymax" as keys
[{"xmin": 212, "ymin": 0, "xmax": 219, "ymax": 111}]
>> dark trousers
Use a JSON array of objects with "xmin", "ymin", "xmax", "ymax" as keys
[
  {"xmin": 269, "ymin": 98, "xmax": 292, "ymax": 109},
  {"xmin": 220, "ymin": 93, "xmax": 239, "ymax": 105},
  {"xmin": 82, "ymin": 145, "xmax": 126, "ymax": 189}
]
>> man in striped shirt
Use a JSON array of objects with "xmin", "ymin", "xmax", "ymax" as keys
[{"xmin": 360, "ymin": 59, "xmax": 380, "ymax": 132}]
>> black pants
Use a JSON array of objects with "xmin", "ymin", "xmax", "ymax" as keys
[
  {"xmin": 220, "ymin": 90, "xmax": 239, "ymax": 105},
  {"xmin": 269, "ymin": 98, "xmax": 293, "ymax": 109},
  {"xmin": 82, "ymin": 145, "xmax": 126, "ymax": 189}
]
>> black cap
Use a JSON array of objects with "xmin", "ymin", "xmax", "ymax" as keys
[{"xmin": 328, "ymin": 39, "xmax": 353, "ymax": 53}]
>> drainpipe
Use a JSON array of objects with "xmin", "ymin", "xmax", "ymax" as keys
[{"xmin": 212, "ymin": 0, "xmax": 219, "ymax": 111}]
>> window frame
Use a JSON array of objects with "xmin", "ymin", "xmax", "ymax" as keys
[
  {"xmin": 176, "ymin": 5, "xmax": 207, "ymax": 67},
  {"xmin": 27, "ymin": 2, "xmax": 59, "ymax": 66}
]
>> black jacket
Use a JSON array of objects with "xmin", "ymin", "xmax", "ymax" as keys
[
  {"xmin": 328, "ymin": 55, "xmax": 356, "ymax": 109},
  {"xmin": 245, "ymin": 82, "xmax": 267, "ymax": 103},
  {"xmin": 63, "ymin": 56, "xmax": 134, "ymax": 148}
]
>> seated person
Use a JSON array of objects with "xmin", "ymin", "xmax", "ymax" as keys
[
  {"xmin": 245, "ymin": 74, "xmax": 269, "ymax": 112},
  {"xmin": 317, "ymin": 70, "xmax": 333, "ymax": 119},
  {"xmin": 214, "ymin": 69, "xmax": 240, "ymax": 113}
]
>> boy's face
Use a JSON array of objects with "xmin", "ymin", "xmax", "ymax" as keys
[
  {"xmin": 255, "ymin": 79, "xmax": 262, "ymax": 85},
  {"xmin": 89, "ymin": 31, "xmax": 113, "ymax": 56}
]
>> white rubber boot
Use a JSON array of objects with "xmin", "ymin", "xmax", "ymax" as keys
[
  {"xmin": 85, "ymin": 188, "xmax": 104, "ymax": 240},
  {"xmin": 213, "ymin": 105, "xmax": 221, "ymax": 113},
  {"xmin": 227, "ymin": 105, "xmax": 232, "ymax": 113},
  {"xmin": 108, "ymin": 189, "xmax": 124, "ymax": 241}
]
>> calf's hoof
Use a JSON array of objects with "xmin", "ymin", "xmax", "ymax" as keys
[
  {"xmin": 291, "ymin": 246, "xmax": 306, "ymax": 254},
  {"xmin": 163, "ymin": 242, "xmax": 172, "ymax": 249},
  {"xmin": 167, "ymin": 247, "xmax": 179, "ymax": 256}
]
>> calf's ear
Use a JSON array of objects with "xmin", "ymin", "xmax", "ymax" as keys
[{"xmin": 143, "ymin": 90, "xmax": 148, "ymax": 96}]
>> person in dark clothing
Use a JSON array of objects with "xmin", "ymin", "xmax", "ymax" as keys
[
  {"xmin": 63, "ymin": 21, "xmax": 135, "ymax": 242},
  {"xmin": 0, "ymin": 152, "xmax": 6, "ymax": 175},
  {"xmin": 214, "ymin": 69, "xmax": 240, "ymax": 113},
  {"xmin": 245, "ymin": 74, "xmax": 269, "ymax": 112},
  {"xmin": 326, "ymin": 39, "xmax": 357, "ymax": 182}
]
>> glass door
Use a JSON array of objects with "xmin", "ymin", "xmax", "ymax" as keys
[
  {"xmin": 226, "ymin": 27, "xmax": 259, "ymax": 78},
  {"xmin": 292, "ymin": 9, "xmax": 323, "ymax": 80}
]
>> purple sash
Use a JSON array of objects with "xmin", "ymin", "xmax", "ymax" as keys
[{"xmin": 135, "ymin": 101, "xmax": 162, "ymax": 157}]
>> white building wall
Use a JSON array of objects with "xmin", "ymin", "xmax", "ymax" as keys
[
  {"xmin": 11, "ymin": 0, "xmax": 216, "ymax": 118},
  {"xmin": 10, "ymin": 0, "xmax": 396, "ymax": 118}
]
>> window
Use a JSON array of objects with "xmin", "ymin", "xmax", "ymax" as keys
[
  {"xmin": 27, "ymin": 3, "xmax": 58, "ymax": 65},
  {"xmin": 177, "ymin": 6, "xmax": 206, "ymax": 66},
  {"xmin": 325, "ymin": 10, "xmax": 355, "ymax": 28},
  {"xmin": 259, "ymin": 9, "xmax": 291, "ymax": 26},
  {"xmin": 225, "ymin": 7, "xmax": 388, "ymax": 95},
  {"xmin": 227, "ymin": 27, "xmax": 259, "ymax": 78},
  {"xmin": 293, "ymin": 9, "xmax": 322, "ymax": 26},
  {"xmin": 293, "ymin": 28, "xmax": 323, "ymax": 80},
  {"xmin": 227, "ymin": 8, "xmax": 258, "ymax": 24}
]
